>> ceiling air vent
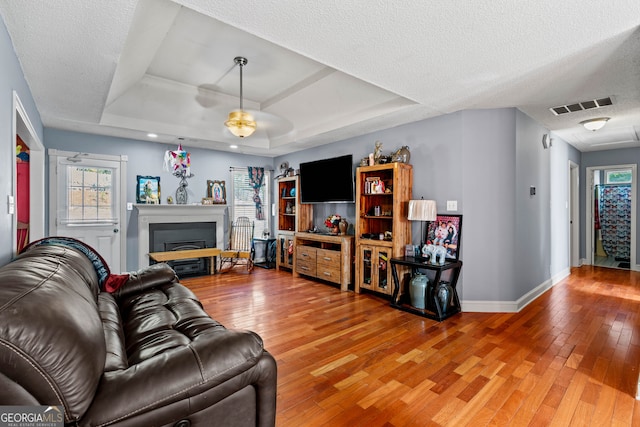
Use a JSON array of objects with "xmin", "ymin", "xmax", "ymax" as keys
[{"xmin": 549, "ymin": 96, "xmax": 613, "ymax": 116}]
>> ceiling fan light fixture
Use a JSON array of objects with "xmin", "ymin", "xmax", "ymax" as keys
[
  {"xmin": 225, "ymin": 110, "xmax": 256, "ymax": 138},
  {"xmin": 580, "ymin": 117, "xmax": 609, "ymax": 131},
  {"xmin": 224, "ymin": 56, "xmax": 256, "ymax": 138}
]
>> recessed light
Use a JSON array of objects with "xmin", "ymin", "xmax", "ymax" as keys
[
  {"xmin": 147, "ymin": 133, "xmax": 158, "ymax": 138},
  {"xmin": 230, "ymin": 145, "xmax": 238, "ymax": 149}
]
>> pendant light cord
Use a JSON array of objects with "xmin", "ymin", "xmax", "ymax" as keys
[{"xmin": 239, "ymin": 61, "xmax": 244, "ymax": 111}]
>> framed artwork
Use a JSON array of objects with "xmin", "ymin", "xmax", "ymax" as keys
[
  {"xmin": 425, "ymin": 214, "xmax": 462, "ymax": 260},
  {"xmin": 136, "ymin": 175, "xmax": 160, "ymax": 204},
  {"xmin": 207, "ymin": 180, "xmax": 226, "ymax": 204}
]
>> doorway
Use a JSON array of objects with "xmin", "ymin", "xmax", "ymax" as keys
[
  {"xmin": 12, "ymin": 92, "xmax": 44, "ymax": 255},
  {"xmin": 586, "ymin": 165, "xmax": 636, "ymax": 269}
]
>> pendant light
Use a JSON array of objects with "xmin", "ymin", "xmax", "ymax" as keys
[{"xmin": 224, "ymin": 56, "xmax": 256, "ymax": 138}]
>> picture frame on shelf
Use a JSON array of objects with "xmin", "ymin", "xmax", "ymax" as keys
[
  {"xmin": 136, "ymin": 175, "xmax": 160, "ymax": 204},
  {"xmin": 425, "ymin": 214, "xmax": 462, "ymax": 260},
  {"xmin": 207, "ymin": 180, "xmax": 226, "ymax": 204}
]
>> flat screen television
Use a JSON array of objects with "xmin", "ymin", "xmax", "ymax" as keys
[{"xmin": 299, "ymin": 154, "xmax": 355, "ymax": 203}]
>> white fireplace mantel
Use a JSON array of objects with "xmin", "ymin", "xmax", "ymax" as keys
[{"xmin": 136, "ymin": 204, "xmax": 227, "ymax": 269}]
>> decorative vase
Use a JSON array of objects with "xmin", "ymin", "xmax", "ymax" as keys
[
  {"xmin": 409, "ymin": 273, "xmax": 428, "ymax": 309},
  {"xmin": 391, "ymin": 145, "xmax": 411, "ymax": 163},
  {"xmin": 339, "ymin": 219, "xmax": 348, "ymax": 235},
  {"xmin": 435, "ymin": 281, "xmax": 453, "ymax": 313},
  {"xmin": 331, "ymin": 226, "xmax": 339, "ymax": 234}
]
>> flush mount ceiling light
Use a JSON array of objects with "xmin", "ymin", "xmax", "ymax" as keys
[
  {"xmin": 580, "ymin": 117, "xmax": 610, "ymax": 131},
  {"xmin": 224, "ymin": 56, "xmax": 256, "ymax": 138}
]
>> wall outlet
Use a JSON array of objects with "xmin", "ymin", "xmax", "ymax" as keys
[{"xmin": 446, "ymin": 200, "xmax": 457, "ymax": 211}]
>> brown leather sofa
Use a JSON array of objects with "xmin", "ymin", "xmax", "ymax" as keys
[{"xmin": 0, "ymin": 239, "xmax": 277, "ymax": 426}]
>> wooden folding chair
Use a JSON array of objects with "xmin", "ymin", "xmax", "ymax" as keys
[{"xmin": 219, "ymin": 217, "xmax": 255, "ymax": 273}]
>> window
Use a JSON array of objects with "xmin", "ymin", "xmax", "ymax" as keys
[
  {"xmin": 229, "ymin": 167, "xmax": 271, "ymax": 238},
  {"xmin": 605, "ymin": 169, "xmax": 632, "ymax": 184},
  {"xmin": 62, "ymin": 164, "xmax": 117, "ymax": 224}
]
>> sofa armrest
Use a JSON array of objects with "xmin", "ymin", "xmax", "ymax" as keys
[
  {"xmin": 80, "ymin": 329, "xmax": 275, "ymax": 426},
  {"xmin": 112, "ymin": 263, "xmax": 177, "ymax": 300}
]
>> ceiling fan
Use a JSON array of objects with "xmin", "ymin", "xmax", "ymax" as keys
[{"xmin": 223, "ymin": 56, "xmax": 293, "ymax": 140}]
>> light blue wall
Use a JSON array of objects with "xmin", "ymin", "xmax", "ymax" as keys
[
  {"xmin": 44, "ymin": 128, "xmax": 274, "ymax": 270},
  {"xmin": 461, "ymin": 109, "xmax": 517, "ymax": 301},
  {"xmin": 515, "ymin": 110, "xmax": 550, "ymax": 298},
  {"xmin": 550, "ymin": 133, "xmax": 581, "ymax": 278},
  {"xmin": 0, "ymin": 16, "xmax": 43, "ymax": 265}
]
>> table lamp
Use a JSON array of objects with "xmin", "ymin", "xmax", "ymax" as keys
[{"xmin": 407, "ymin": 198, "xmax": 437, "ymax": 249}]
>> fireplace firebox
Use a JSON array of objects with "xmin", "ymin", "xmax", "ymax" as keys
[{"xmin": 149, "ymin": 222, "xmax": 216, "ymax": 277}]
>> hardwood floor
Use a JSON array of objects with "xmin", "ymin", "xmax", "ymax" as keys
[{"xmin": 182, "ymin": 266, "xmax": 640, "ymax": 426}]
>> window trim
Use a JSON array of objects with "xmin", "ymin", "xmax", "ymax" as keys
[{"xmin": 229, "ymin": 167, "xmax": 271, "ymax": 238}]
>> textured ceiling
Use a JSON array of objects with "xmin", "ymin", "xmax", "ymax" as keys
[{"xmin": 1, "ymin": 0, "xmax": 640, "ymax": 156}]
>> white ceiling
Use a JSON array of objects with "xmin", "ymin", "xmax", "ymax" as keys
[{"xmin": 1, "ymin": 0, "xmax": 640, "ymax": 156}]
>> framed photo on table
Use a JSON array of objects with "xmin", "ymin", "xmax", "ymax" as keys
[
  {"xmin": 136, "ymin": 175, "xmax": 160, "ymax": 204},
  {"xmin": 425, "ymin": 214, "xmax": 462, "ymax": 260},
  {"xmin": 207, "ymin": 180, "xmax": 226, "ymax": 204}
]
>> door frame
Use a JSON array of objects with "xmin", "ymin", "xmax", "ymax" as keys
[
  {"xmin": 12, "ymin": 91, "xmax": 45, "ymax": 254},
  {"xmin": 48, "ymin": 149, "xmax": 128, "ymax": 271},
  {"xmin": 569, "ymin": 161, "xmax": 579, "ymax": 267},
  {"xmin": 585, "ymin": 164, "xmax": 636, "ymax": 270}
]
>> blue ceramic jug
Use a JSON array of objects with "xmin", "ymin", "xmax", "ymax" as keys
[{"xmin": 409, "ymin": 273, "xmax": 428, "ymax": 309}]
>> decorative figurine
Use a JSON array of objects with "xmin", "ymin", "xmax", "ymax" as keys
[
  {"xmin": 373, "ymin": 140, "xmax": 383, "ymax": 164},
  {"xmin": 432, "ymin": 245, "xmax": 447, "ymax": 265},
  {"xmin": 422, "ymin": 243, "xmax": 435, "ymax": 260}
]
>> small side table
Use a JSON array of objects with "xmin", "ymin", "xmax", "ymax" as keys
[
  {"xmin": 390, "ymin": 256, "xmax": 463, "ymax": 321},
  {"xmin": 252, "ymin": 238, "xmax": 276, "ymax": 269}
]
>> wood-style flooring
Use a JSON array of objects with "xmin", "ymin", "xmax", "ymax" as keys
[{"xmin": 182, "ymin": 265, "xmax": 640, "ymax": 426}]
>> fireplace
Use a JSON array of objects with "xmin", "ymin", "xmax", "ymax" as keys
[
  {"xmin": 136, "ymin": 205, "xmax": 227, "ymax": 271},
  {"xmin": 149, "ymin": 222, "xmax": 215, "ymax": 277}
]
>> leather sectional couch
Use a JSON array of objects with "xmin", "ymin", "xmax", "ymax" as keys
[{"xmin": 0, "ymin": 238, "xmax": 277, "ymax": 426}]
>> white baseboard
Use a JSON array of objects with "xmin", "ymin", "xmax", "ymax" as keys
[{"xmin": 461, "ymin": 268, "xmax": 569, "ymax": 313}]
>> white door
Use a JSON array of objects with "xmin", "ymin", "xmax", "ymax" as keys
[{"xmin": 49, "ymin": 150, "xmax": 127, "ymax": 272}]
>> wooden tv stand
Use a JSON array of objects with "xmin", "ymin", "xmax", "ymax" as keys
[{"xmin": 293, "ymin": 232, "xmax": 354, "ymax": 291}]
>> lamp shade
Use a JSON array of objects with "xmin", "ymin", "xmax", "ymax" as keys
[{"xmin": 407, "ymin": 199, "xmax": 437, "ymax": 221}]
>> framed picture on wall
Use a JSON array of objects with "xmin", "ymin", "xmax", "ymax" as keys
[
  {"xmin": 207, "ymin": 180, "xmax": 226, "ymax": 204},
  {"xmin": 136, "ymin": 175, "xmax": 160, "ymax": 204},
  {"xmin": 425, "ymin": 214, "xmax": 462, "ymax": 260}
]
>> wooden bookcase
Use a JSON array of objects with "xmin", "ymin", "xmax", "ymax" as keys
[
  {"xmin": 276, "ymin": 176, "xmax": 313, "ymax": 270},
  {"xmin": 355, "ymin": 162, "xmax": 413, "ymax": 295}
]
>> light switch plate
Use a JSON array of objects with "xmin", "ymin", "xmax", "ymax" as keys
[
  {"xmin": 7, "ymin": 195, "xmax": 15, "ymax": 214},
  {"xmin": 127, "ymin": 202, "xmax": 133, "ymax": 211},
  {"xmin": 446, "ymin": 200, "xmax": 457, "ymax": 211}
]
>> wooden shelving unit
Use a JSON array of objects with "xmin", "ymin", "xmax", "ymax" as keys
[
  {"xmin": 275, "ymin": 176, "xmax": 313, "ymax": 271},
  {"xmin": 355, "ymin": 162, "xmax": 413, "ymax": 295}
]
